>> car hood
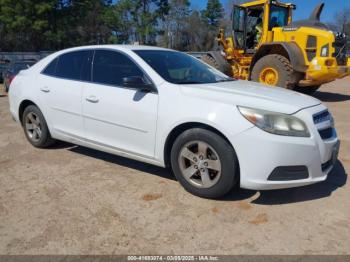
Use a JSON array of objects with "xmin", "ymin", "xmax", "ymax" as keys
[{"xmin": 179, "ymin": 80, "xmax": 321, "ymax": 115}]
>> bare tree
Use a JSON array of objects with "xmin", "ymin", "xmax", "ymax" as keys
[
  {"xmin": 158, "ymin": 0, "xmax": 191, "ymax": 50},
  {"xmin": 331, "ymin": 8, "xmax": 350, "ymax": 35}
]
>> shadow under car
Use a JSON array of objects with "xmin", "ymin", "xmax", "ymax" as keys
[{"xmin": 67, "ymin": 145, "xmax": 347, "ymax": 204}]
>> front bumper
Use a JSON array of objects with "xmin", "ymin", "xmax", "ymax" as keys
[{"xmin": 231, "ymin": 104, "xmax": 339, "ymax": 190}]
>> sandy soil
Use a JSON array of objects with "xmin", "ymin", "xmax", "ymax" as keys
[{"xmin": 0, "ymin": 79, "xmax": 349, "ymax": 255}]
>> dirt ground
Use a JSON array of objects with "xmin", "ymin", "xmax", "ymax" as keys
[{"xmin": 0, "ymin": 79, "xmax": 349, "ymax": 255}]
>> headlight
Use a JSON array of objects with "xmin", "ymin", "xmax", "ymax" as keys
[{"xmin": 238, "ymin": 106, "xmax": 310, "ymax": 137}]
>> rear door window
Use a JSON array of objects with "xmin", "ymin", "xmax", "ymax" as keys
[
  {"xmin": 42, "ymin": 58, "xmax": 58, "ymax": 76},
  {"xmin": 44, "ymin": 50, "xmax": 93, "ymax": 81}
]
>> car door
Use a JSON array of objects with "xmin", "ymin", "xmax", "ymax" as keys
[
  {"xmin": 82, "ymin": 49, "xmax": 159, "ymax": 158},
  {"xmin": 37, "ymin": 50, "xmax": 93, "ymax": 140}
]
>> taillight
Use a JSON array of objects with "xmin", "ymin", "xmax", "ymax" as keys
[{"xmin": 9, "ymin": 75, "xmax": 15, "ymax": 84}]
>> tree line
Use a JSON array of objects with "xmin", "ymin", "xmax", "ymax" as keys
[
  {"xmin": 0, "ymin": 0, "xmax": 229, "ymax": 52},
  {"xmin": 1, "ymin": 0, "xmax": 349, "ymax": 53}
]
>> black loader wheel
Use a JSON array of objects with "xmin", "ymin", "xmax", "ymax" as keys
[
  {"xmin": 251, "ymin": 54, "xmax": 300, "ymax": 89},
  {"xmin": 201, "ymin": 54, "xmax": 231, "ymax": 76}
]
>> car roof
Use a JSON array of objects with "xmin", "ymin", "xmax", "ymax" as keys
[{"xmin": 58, "ymin": 44, "xmax": 172, "ymax": 53}]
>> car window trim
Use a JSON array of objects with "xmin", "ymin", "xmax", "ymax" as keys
[
  {"xmin": 40, "ymin": 48, "xmax": 158, "ymax": 94},
  {"xmin": 41, "ymin": 56, "xmax": 58, "ymax": 77},
  {"xmin": 91, "ymin": 48, "xmax": 158, "ymax": 94},
  {"xmin": 55, "ymin": 50, "xmax": 93, "ymax": 81},
  {"xmin": 40, "ymin": 49, "xmax": 93, "ymax": 83}
]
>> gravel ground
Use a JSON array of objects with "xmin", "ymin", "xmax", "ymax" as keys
[{"xmin": 0, "ymin": 79, "xmax": 349, "ymax": 255}]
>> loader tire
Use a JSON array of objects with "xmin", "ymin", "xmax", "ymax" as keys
[
  {"xmin": 201, "ymin": 54, "xmax": 231, "ymax": 76},
  {"xmin": 251, "ymin": 54, "xmax": 299, "ymax": 89}
]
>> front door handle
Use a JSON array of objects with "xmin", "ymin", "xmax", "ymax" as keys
[
  {"xmin": 86, "ymin": 95, "xmax": 99, "ymax": 103},
  {"xmin": 40, "ymin": 86, "xmax": 50, "ymax": 93}
]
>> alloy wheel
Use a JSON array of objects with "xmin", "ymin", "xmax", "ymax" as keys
[
  {"xmin": 178, "ymin": 141, "xmax": 222, "ymax": 188},
  {"xmin": 25, "ymin": 112, "xmax": 42, "ymax": 142}
]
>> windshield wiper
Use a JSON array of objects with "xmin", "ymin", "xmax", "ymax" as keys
[
  {"xmin": 175, "ymin": 81, "xmax": 204, "ymax": 84},
  {"xmin": 217, "ymin": 78, "xmax": 236, "ymax": 82},
  {"xmin": 175, "ymin": 78, "xmax": 235, "ymax": 84}
]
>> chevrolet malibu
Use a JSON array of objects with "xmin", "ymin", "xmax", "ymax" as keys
[{"xmin": 8, "ymin": 45, "xmax": 340, "ymax": 198}]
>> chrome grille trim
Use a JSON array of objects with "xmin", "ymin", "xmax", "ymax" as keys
[
  {"xmin": 313, "ymin": 110, "xmax": 335, "ymax": 140},
  {"xmin": 313, "ymin": 110, "xmax": 331, "ymax": 124}
]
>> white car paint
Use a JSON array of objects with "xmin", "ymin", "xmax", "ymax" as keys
[{"xmin": 8, "ymin": 45, "xmax": 339, "ymax": 190}]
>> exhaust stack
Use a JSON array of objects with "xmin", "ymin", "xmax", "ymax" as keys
[
  {"xmin": 309, "ymin": 3, "xmax": 324, "ymax": 21},
  {"xmin": 289, "ymin": 2, "xmax": 327, "ymax": 29}
]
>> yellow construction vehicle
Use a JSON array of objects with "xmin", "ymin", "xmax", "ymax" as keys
[{"xmin": 201, "ymin": 0, "xmax": 350, "ymax": 93}]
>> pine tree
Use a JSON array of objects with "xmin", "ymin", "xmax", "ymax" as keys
[{"xmin": 201, "ymin": 0, "xmax": 224, "ymax": 28}]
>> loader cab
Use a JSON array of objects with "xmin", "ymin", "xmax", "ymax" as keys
[{"xmin": 232, "ymin": 1, "xmax": 293, "ymax": 52}]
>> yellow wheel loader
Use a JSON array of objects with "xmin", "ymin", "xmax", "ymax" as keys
[{"xmin": 201, "ymin": 0, "xmax": 350, "ymax": 93}]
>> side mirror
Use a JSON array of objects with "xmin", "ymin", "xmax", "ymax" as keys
[{"xmin": 122, "ymin": 76, "xmax": 154, "ymax": 92}]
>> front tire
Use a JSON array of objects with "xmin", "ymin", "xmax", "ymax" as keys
[
  {"xmin": 170, "ymin": 128, "xmax": 239, "ymax": 199},
  {"xmin": 22, "ymin": 105, "xmax": 56, "ymax": 148},
  {"xmin": 251, "ymin": 54, "xmax": 299, "ymax": 89}
]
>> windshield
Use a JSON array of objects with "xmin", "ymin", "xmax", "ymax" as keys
[
  {"xmin": 134, "ymin": 50, "xmax": 235, "ymax": 84},
  {"xmin": 269, "ymin": 5, "xmax": 289, "ymax": 30}
]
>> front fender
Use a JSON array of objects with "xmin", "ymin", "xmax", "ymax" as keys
[
  {"xmin": 251, "ymin": 42, "xmax": 307, "ymax": 74},
  {"xmin": 155, "ymin": 104, "xmax": 254, "ymax": 166}
]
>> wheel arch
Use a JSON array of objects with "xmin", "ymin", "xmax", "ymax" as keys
[
  {"xmin": 249, "ymin": 42, "xmax": 307, "ymax": 79},
  {"xmin": 18, "ymin": 100, "xmax": 38, "ymax": 124},
  {"xmin": 163, "ymin": 122, "xmax": 236, "ymax": 168}
]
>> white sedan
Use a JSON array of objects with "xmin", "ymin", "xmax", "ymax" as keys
[{"xmin": 8, "ymin": 45, "xmax": 340, "ymax": 198}]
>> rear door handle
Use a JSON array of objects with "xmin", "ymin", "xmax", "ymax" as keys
[
  {"xmin": 40, "ymin": 86, "xmax": 50, "ymax": 93},
  {"xmin": 86, "ymin": 95, "xmax": 99, "ymax": 103}
]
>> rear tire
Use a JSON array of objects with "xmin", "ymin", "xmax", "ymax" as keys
[
  {"xmin": 170, "ymin": 128, "xmax": 239, "ymax": 199},
  {"xmin": 251, "ymin": 54, "xmax": 299, "ymax": 89},
  {"xmin": 22, "ymin": 105, "xmax": 56, "ymax": 148},
  {"xmin": 201, "ymin": 54, "xmax": 231, "ymax": 76}
]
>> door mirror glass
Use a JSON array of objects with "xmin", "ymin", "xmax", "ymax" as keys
[{"xmin": 122, "ymin": 76, "xmax": 154, "ymax": 92}]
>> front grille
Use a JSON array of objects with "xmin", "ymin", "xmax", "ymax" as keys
[
  {"xmin": 268, "ymin": 166, "xmax": 309, "ymax": 181},
  {"xmin": 313, "ymin": 110, "xmax": 334, "ymax": 140},
  {"xmin": 306, "ymin": 35, "xmax": 317, "ymax": 61},
  {"xmin": 313, "ymin": 110, "xmax": 331, "ymax": 124},
  {"xmin": 307, "ymin": 36, "xmax": 317, "ymax": 48},
  {"xmin": 319, "ymin": 127, "xmax": 334, "ymax": 140},
  {"xmin": 306, "ymin": 50, "xmax": 317, "ymax": 61}
]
